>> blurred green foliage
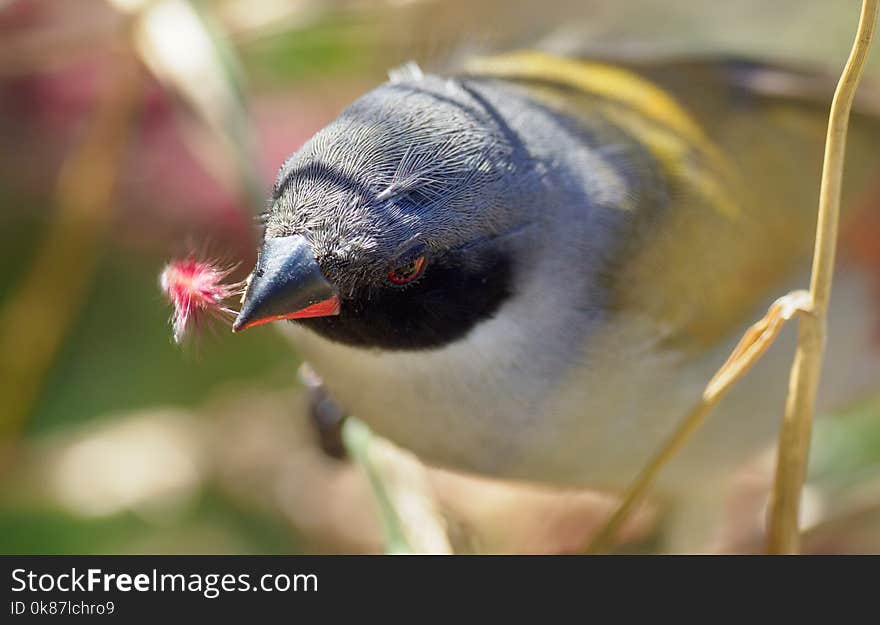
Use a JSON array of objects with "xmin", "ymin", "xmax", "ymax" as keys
[
  {"xmin": 0, "ymin": 489, "xmax": 299, "ymax": 555},
  {"xmin": 811, "ymin": 396, "xmax": 880, "ymax": 491},
  {"xmin": 242, "ymin": 16, "xmax": 378, "ymax": 85}
]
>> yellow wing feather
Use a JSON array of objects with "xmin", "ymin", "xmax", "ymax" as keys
[{"xmin": 467, "ymin": 51, "xmax": 880, "ymax": 350}]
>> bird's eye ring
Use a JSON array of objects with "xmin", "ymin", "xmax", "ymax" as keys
[{"xmin": 388, "ymin": 255, "xmax": 426, "ymax": 285}]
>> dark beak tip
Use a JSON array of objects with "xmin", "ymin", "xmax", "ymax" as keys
[{"xmin": 230, "ymin": 301, "xmax": 255, "ymax": 333}]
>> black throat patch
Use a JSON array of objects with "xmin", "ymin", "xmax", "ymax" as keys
[{"xmin": 296, "ymin": 249, "xmax": 513, "ymax": 350}]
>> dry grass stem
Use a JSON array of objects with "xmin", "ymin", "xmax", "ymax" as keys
[
  {"xmin": 588, "ymin": 0, "xmax": 878, "ymax": 555},
  {"xmin": 585, "ymin": 292, "xmax": 811, "ymax": 554},
  {"xmin": 343, "ymin": 418, "xmax": 453, "ymax": 554},
  {"xmin": 766, "ymin": 0, "xmax": 879, "ymax": 554}
]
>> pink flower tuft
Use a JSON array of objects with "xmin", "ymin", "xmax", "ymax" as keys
[{"xmin": 159, "ymin": 257, "xmax": 244, "ymax": 344}]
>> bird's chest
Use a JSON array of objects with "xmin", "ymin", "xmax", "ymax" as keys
[
  {"xmin": 281, "ymin": 312, "xmax": 689, "ymax": 489},
  {"xmin": 281, "ymin": 315, "xmax": 569, "ymax": 476},
  {"xmin": 280, "ymin": 270, "xmax": 880, "ymax": 490}
]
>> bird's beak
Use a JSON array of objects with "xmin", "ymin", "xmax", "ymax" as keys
[{"xmin": 232, "ymin": 234, "xmax": 340, "ymax": 332}]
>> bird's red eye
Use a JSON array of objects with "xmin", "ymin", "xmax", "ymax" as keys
[{"xmin": 388, "ymin": 255, "xmax": 426, "ymax": 285}]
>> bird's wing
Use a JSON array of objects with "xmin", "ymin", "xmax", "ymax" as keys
[{"xmin": 467, "ymin": 51, "xmax": 880, "ymax": 352}]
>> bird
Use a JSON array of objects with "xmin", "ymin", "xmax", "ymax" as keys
[{"xmin": 232, "ymin": 50, "xmax": 880, "ymax": 550}]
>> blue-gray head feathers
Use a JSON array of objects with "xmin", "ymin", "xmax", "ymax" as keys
[{"xmin": 264, "ymin": 75, "xmax": 528, "ymax": 288}]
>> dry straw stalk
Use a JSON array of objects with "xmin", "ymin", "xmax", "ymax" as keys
[
  {"xmin": 766, "ymin": 0, "xmax": 879, "ymax": 554},
  {"xmin": 587, "ymin": 0, "xmax": 879, "ymax": 555}
]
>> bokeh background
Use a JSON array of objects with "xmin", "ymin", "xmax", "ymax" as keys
[{"xmin": 1, "ymin": 0, "xmax": 879, "ymax": 554}]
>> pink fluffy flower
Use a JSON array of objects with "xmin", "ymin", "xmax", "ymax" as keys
[{"xmin": 160, "ymin": 257, "xmax": 244, "ymax": 344}]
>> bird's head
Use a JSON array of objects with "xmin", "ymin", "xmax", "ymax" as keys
[{"xmin": 234, "ymin": 74, "xmax": 535, "ymax": 349}]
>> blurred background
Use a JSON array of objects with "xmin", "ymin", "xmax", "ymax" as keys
[{"xmin": 1, "ymin": 0, "xmax": 879, "ymax": 554}]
